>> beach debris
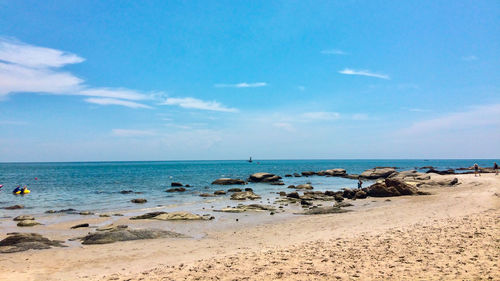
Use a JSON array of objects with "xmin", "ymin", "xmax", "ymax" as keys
[
  {"xmin": 247, "ymin": 172, "xmax": 282, "ymax": 183},
  {"xmin": 214, "ymin": 190, "xmax": 226, "ymax": 195},
  {"xmin": 295, "ymin": 206, "xmax": 350, "ymax": 215},
  {"xmin": 360, "ymin": 167, "xmax": 397, "ymax": 179},
  {"xmin": 3, "ymin": 205, "xmax": 24, "ymax": 210},
  {"xmin": 17, "ymin": 220, "xmax": 42, "ymax": 227},
  {"xmin": 227, "ymin": 188, "xmax": 243, "ymax": 192},
  {"xmin": 0, "ymin": 233, "xmax": 65, "ymax": 253},
  {"xmin": 130, "ymin": 211, "xmax": 167, "ymax": 220},
  {"xmin": 171, "ymin": 182, "xmax": 183, "ymax": 187},
  {"xmin": 13, "ymin": 215, "xmax": 34, "ymax": 221},
  {"xmin": 131, "ymin": 198, "xmax": 147, "ymax": 204},
  {"xmin": 230, "ymin": 191, "xmax": 262, "ymax": 200},
  {"xmin": 81, "ymin": 228, "xmax": 188, "ymax": 245},
  {"xmin": 166, "ymin": 187, "xmax": 186, "ymax": 192},
  {"xmin": 71, "ymin": 223, "xmax": 90, "ymax": 229},
  {"xmin": 211, "ymin": 178, "xmax": 246, "ymax": 185}
]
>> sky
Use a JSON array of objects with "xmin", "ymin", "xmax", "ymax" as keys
[{"xmin": 0, "ymin": 0, "xmax": 499, "ymax": 162}]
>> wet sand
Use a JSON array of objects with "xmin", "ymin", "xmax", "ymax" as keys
[{"xmin": 0, "ymin": 173, "xmax": 498, "ymax": 280}]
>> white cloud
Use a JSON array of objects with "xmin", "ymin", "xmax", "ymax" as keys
[
  {"xmin": 339, "ymin": 68, "xmax": 390, "ymax": 80},
  {"xmin": 161, "ymin": 97, "xmax": 238, "ymax": 112},
  {"xmin": 214, "ymin": 82, "xmax": 267, "ymax": 88},
  {"xmin": 321, "ymin": 49, "xmax": 347, "ymax": 55},
  {"xmin": 302, "ymin": 111, "xmax": 340, "ymax": 121},
  {"xmin": 85, "ymin": 98, "xmax": 152, "ymax": 109},
  {"xmin": 111, "ymin": 129, "xmax": 157, "ymax": 137},
  {"xmin": 461, "ymin": 55, "xmax": 478, "ymax": 61},
  {"xmin": 79, "ymin": 88, "xmax": 152, "ymax": 101}
]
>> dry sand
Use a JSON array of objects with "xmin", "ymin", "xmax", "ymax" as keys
[{"xmin": 0, "ymin": 173, "xmax": 498, "ymax": 281}]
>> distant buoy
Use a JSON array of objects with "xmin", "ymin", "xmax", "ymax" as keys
[{"xmin": 35, "ymin": 177, "xmax": 38, "ymax": 180}]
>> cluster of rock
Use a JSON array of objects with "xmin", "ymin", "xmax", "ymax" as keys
[
  {"xmin": 0, "ymin": 233, "xmax": 66, "ymax": 253},
  {"xmin": 248, "ymin": 173, "xmax": 282, "ymax": 183},
  {"xmin": 13, "ymin": 215, "xmax": 42, "ymax": 227},
  {"xmin": 214, "ymin": 204, "xmax": 276, "ymax": 213},
  {"xmin": 130, "ymin": 211, "xmax": 213, "ymax": 221}
]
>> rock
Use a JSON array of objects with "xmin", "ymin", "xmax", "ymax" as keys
[
  {"xmin": 248, "ymin": 172, "xmax": 282, "ymax": 183},
  {"xmin": 171, "ymin": 182, "xmax": 183, "ymax": 187},
  {"xmin": 323, "ymin": 169, "xmax": 347, "ymax": 176},
  {"xmin": 293, "ymin": 184, "xmax": 313, "ymax": 190},
  {"xmin": 344, "ymin": 174, "xmax": 360, "ymax": 179},
  {"xmin": 214, "ymin": 204, "xmax": 276, "ymax": 213},
  {"xmin": 45, "ymin": 208, "xmax": 76, "ymax": 214},
  {"xmin": 81, "ymin": 228, "xmax": 187, "ymax": 245},
  {"xmin": 301, "ymin": 171, "xmax": 316, "ymax": 176},
  {"xmin": 13, "ymin": 215, "xmax": 34, "ymax": 221},
  {"xmin": 154, "ymin": 212, "xmax": 206, "ymax": 221},
  {"xmin": 270, "ymin": 182, "xmax": 285, "ymax": 185},
  {"xmin": 297, "ymin": 206, "xmax": 350, "ymax": 215},
  {"xmin": 211, "ymin": 178, "xmax": 246, "ymax": 185},
  {"xmin": 99, "ymin": 214, "xmax": 111, "ymax": 217},
  {"xmin": 293, "ymin": 173, "xmax": 302, "ymax": 177},
  {"xmin": 214, "ymin": 190, "xmax": 226, "ymax": 195},
  {"xmin": 419, "ymin": 177, "xmax": 459, "ymax": 187},
  {"xmin": 0, "ymin": 233, "xmax": 65, "ymax": 253},
  {"xmin": 342, "ymin": 188, "xmax": 356, "ymax": 199},
  {"xmin": 287, "ymin": 192, "xmax": 300, "ymax": 199},
  {"xmin": 360, "ymin": 168, "xmax": 397, "ymax": 179},
  {"xmin": 131, "ymin": 198, "xmax": 147, "ymax": 204},
  {"xmin": 334, "ymin": 201, "xmax": 353, "ymax": 208},
  {"xmin": 278, "ymin": 191, "xmax": 287, "ymax": 196},
  {"xmin": 354, "ymin": 190, "xmax": 367, "ymax": 199},
  {"xmin": 185, "ymin": 184, "xmax": 191, "ymax": 187},
  {"xmin": 300, "ymin": 199, "xmax": 312, "ymax": 206},
  {"xmin": 79, "ymin": 211, "xmax": 94, "ymax": 215},
  {"xmin": 227, "ymin": 188, "xmax": 242, "ymax": 192},
  {"xmin": 199, "ymin": 193, "xmax": 215, "ymax": 197},
  {"xmin": 166, "ymin": 187, "xmax": 186, "ymax": 192},
  {"xmin": 287, "ymin": 185, "xmax": 296, "ymax": 189},
  {"xmin": 130, "ymin": 211, "xmax": 167, "ymax": 220},
  {"xmin": 425, "ymin": 168, "xmax": 455, "ymax": 175},
  {"xmin": 365, "ymin": 178, "xmax": 419, "ymax": 197},
  {"xmin": 230, "ymin": 191, "xmax": 262, "ymax": 200},
  {"xmin": 120, "ymin": 190, "xmax": 134, "ymax": 194},
  {"xmin": 97, "ymin": 224, "xmax": 128, "ymax": 231},
  {"xmin": 284, "ymin": 174, "xmax": 292, "ymax": 177},
  {"xmin": 17, "ymin": 220, "xmax": 42, "ymax": 227},
  {"xmin": 71, "ymin": 223, "xmax": 89, "ymax": 229},
  {"xmin": 4, "ymin": 205, "xmax": 24, "ymax": 210}
]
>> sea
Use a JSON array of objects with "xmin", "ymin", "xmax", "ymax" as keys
[{"xmin": 0, "ymin": 159, "xmax": 497, "ymax": 216}]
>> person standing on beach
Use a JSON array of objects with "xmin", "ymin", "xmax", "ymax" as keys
[
  {"xmin": 358, "ymin": 178, "xmax": 363, "ymax": 189},
  {"xmin": 474, "ymin": 163, "xmax": 480, "ymax": 177},
  {"xmin": 494, "ymin": 162, "xmax": 498, "ymax": 176}
]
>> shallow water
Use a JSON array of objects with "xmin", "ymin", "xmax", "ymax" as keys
[{"xmin": 0, "ymin": 159, "xmax": 496, "ymax": 216}]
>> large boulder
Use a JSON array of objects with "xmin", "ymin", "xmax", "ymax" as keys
[
  {"xmin": 324, "ymin": 169, "xmax": 347, "ymax": 176},
  {"xmin": 418, "ymin": 177, "xmax": 459, "ymax": 187},
  {"xmin": 247, "ymin": 173, "xmax": 282, "ymax": 183},
  {"xmin": 211, "ymin": 178, "xmax": 246, "ymax": 185},
  {"xmin": 426, "ymin": 168, "xmax": 455, "ymax": 175},
  {"xmin": 0, "ymin": 233, "xmax": 65, "ymax": 253},
  {"xmin": 131, "ymin": 198, "xmax": 147, "ymax": 204},
  {"xmin": 81, "ymin": 228, "xmax": 187, "ymax": 245},
  {"xmin": 360, "ymin": 168, "xmax": 397, "ymax": 179},
  {"xmin": 290, "ymin": 184, "xmax": 314, "ymax": 190},
  {"xmin": 301, "ymin": 171, "xmax": 316, "ymax": 176},
  {"xmin": 171, "ymin": 182, "xmax": 183, "ymax": 187},
  {"xmin": 365, "ymin": 178, "xmax": 418, "ymax": 197},
  {"xmin": 230, "ymin": 191, "xmax": 262, "ymax": 200},
  {"xmin": 153, "ymin": 212, "xmax": 206, "ymax": 221},
  {"xmin": 13, "ymin": 215, "xmax": 34, "ymax": 221},
  {"xmin": 130, "ymin": 211, "xmax": 167, "ymax": 220}
]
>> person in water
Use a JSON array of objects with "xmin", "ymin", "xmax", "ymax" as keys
[
  {"xmin": 474, "ymin": 163, "xmax": 480, "ymax": 177},
  {"xmin": 13, "ymin": 185, "xmax": 22, "ymax": 194}
]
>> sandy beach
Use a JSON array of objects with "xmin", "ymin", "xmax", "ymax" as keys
[{"xmin": 0, "ymin": 173, "xmax": 499, "ymax": 281}]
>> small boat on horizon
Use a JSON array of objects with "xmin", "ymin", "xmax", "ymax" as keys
[{"xmin": 248, "ymin": 157, "xmax": 253, "ymax": 163}]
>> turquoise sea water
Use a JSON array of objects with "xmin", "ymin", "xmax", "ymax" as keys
[{"xmin": 0, "ymin": 159, "xmax": 497, "ymax": 216}]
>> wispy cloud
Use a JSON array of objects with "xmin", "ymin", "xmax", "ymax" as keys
[
  {"xmin": 161, "ymin": 97, "xmax": 238, "ymax": 112},
  {"xmin": 302, "ymin": 111, "xmax": 340, "ymax": 121},
  {"xmin": 111, "ymin": 129, "xmax": 157, "ymax": 137},
  {"xmin": 339, "ymin": 68, "xmax": 390, "ymax": 80},
  {"xmin": 461, "ymin": 55, "xmax": 478, "ymax": 61},
  {"xmin": 214, "ymin": 82, "xmax": 267, "ymax": 88},
  {"xmin": 85, "ymin": 98, "xmax": 152, "ymax": 109},
  {"xmin": 79, "ymin": 88, "xmax": 153, "ymax": 101},
  {"xmin": 321, "ymin": 49, "xmax": 347, "ymax": 55}
]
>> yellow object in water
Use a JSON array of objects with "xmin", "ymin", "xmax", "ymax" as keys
[{"xmin": 15, "ymin": 190, "xmax": 30, "ymax": 194}]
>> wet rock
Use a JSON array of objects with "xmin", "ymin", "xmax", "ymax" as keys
[
  {"xmin": 301, "ymin": 171, "xmax": 316, "ymax": 176},
  {"xmin": 425, "ymin": 168, "xmax": 455, "ymax": 175},
  {"xmin": 296, "ymin": 206, "xmax": 350, "ymax": 215},
  {"xmin": 365, "ymin": 178, "xmax": 418, "ymax": 197},
  {"xmin": 0, "ymin": 233, "xmax": 65, "ymax": 253},
  {"xmin": 4, "ymin": 205, "xmax": 24, "ymax": 210},
  {"xmin": 284, "ymin": 174, "xmax": 292, "ymax": 177},
  {"xmin": 154, "ymin": 212, "xmax": 207, "ymax": 221},
  {"xmin": 166, "ymin": 187, "xmax": 186, "ymax": 192},
  {"xmin": 79, "ymin": 211, "xmax": 94, "ymax": 215},
  {"xmin": 342, "ymin": 188, "xmax": 356, "ymax": 199},
  {"xmin": 244, "ymin": 188, "xmax": 253, "ymax": 192},
  {"xmin": 99, "ymin": 214, "xmax": 111, "ymax": 217},
  {"xmin": 120, "ymin": 190, "xmax": 134, "ymax": 194},
  {"xmin": 293, "ymin": 184, "xmax": 314, "ymax": 190},
  {"xmin": 13, "ymin": 215, "xmax": 34, "ymax": 221},
  {"xmin": 130, "ymin": 211, "xmax": 167, "ymax": 220},
  {"xmin": 17, "ymin": 220, "xmax": 42, "ymax": 227},
  {"xmin": 287, "ymin": 192, "xmax": 300, "ymax": 199},
  {"xmin": 278, "ymin": 191, "xmax": 287, "ymax": 196},
  {"xmin": 131, "ymin": 198, "xmax": 147, "ymax": 204},
  {"xmin": 227, "ymin": 188, "xmax": 242, "ymax": 192},
  {"xmin": 300, "ymin": 199, "xmax": 312, "ymax": 206},
  {"xmin": 199, "ymin": 193, "xmax": 216, "ymax": 197},
  {"xmin": 81, "ymin": 228, "xmax": 187, "ymax": 245},
  {"xmin": 230, "ymin": 191, "xmax": 262, "ymax": 200},
  {"xmin": 71, "ymin": 223, "xmax": 89, "ymax": 229},
  {"xmin": 324, "ymin": 168, "xmax": 347, "ymax": 176},
  {"xmin": 171, "ymin": 182, "xmax": 183, "ymax": 187},
  {"xmin": 270, "ymin": 182, "xmax": 285, "ymax": 185},
  {"xmin": 45, "ymin": 208, "xmax": 76, "ymax": 214},
  {"xmin": 354, "ymin": 190, "xmax": 367, "ymax": 199},
  {"xmin": 293, "ymin": 173, "xmax": 302, "ymax": 177},
  {"xmin": 360, "ymin": 167, "xmax": 397, "ymax": 179},
  {"xmin": 211, "ymin": 178, "xmax": 246, "ymax": 185},
  {"xmin": 287, "ymin": 185, "xmax": 296, "ymax": 189},
  {"xmin": 214, "ymin": 190, "xmax": 226, "ymax": 195},
  {"xmin": 248, "ymin": 173, "xmax": 282, "ymax": 183},
  {"xmin": 214, "ymin": 204, "xmax": 276, "ymax": 213}
]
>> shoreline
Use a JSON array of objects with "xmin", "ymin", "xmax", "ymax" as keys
[{"xmin": 0, "ymin": 173, "xmax": 498, "ymax": 280}]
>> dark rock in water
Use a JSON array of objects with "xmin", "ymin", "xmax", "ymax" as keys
[
  {"xmin": 293, "ymin": 173, "xmax": 302, "ymax": 177},
  {"xmin": 230, "ymin": 191, "xmax": 261, "ymax": 200},
  {"xmin": 131, "ymin": 198, "xmax": 147, "ymax": 204},
  {"xmin": 227, "ymin": 188, "xmax": 242, "ymax": 192},
  {"xmin": 81, "ymin": 228, "xmax": 187, "ymax": 245},
  {"xmin": 354, "ymin": 190, "xmax": 367, "ymax": 199},
  {"xmin": 360, "ymin": 168, "xmax": 397, "ymax": 179},
  {"xmin": 420, "ymin": 166, "xmax": 434, "ymax": 169},
  {"xmin": 199, "ymin": 193, "xmax": 215, "ymax": 197},
  {"xmin": 166, "ymin": 187, "xmax": 186, "ymax": 192},
  {"xmin": 293, "ymin": 184, "xmax": 313, "ymax": 190},
  {"xmin": 297, "ymin": 206, "xmax": 350, "ymax": 215},
  {"xmin": 287, "ymin": 185, "xmax": 296, "ymax": 189},
  {"xmin": 171, "ymin": 182, "xmax": 183, "ymax": 187},
  {"xmin": 185, "ymin": 184, "xmax": 191, "ymax": 187},
  {"xmin": 248, "ymin": 173, "xmax": 282, "ymax": 183},
  {"xmin": 301, "ymin": 171, "xmax": 316, "ymax": 176},
  {"xmin": 71, "ymin": 223, "xmax": 89, "ymax": 229},
  {"xmin": 211, "ymin": 178, "xmax": 246, "ymax": 185},
  {"xmin": 287, "ymin": 192, "xmax": 300, "ymax": 199},
  {"xmin": 300, "ymin": 199, "xmax": 312, "ymax": 206},
  {"xmin": 4, "ymin": 205, "xmax": 24, "ymax": 210},
  {"xmin": 13, "ymin": 215, "xmax": 34, "ymax": 221},
  {"xmin": 79, "ymin": 211, "xmax": 94, "ymax": 215},
  {"xmin": 130, "ymin": 211, "xmax": 167, "ymax": 220},
  {"xmin": 244, "ymin": 188, "xmax": 253, "ymax": 192},
  {"xmin": 0, "ymin": 233, "xmax": 65, "ymax": 253},
  {"xmin": 425, "ymin": 168, "xmax": 455, "ymax": 175},
  {"xmin": 214, "ymin": 190, "xmax": 226, "ymax": 195},
  {"xmin": 344, "ymin": 174, "xmax": 360, "ymax": 179},
  {"xmin": 278, "ymin": 191, "xmax": 287, "ymax": 196},
  {"xmin": 270, "ymin": 182, "xmax": 285, "ymax": 186},
  {"xmin": 120, "ymin": 190, "xmax": 134, "ymax": 194},
  {"xmin": 17, "ymin": 220, "xmax": 41, "ymax": 227},
  {"xmin": 323, "ymin": 169, "xmax": 347, "ymax": 176},
  {"xmin": 45, "ymin": 208, "xmax": 77, "ymax": 214},
  {"xmin": 284, "ymin": 174, "xmax": 292, "ymax": 177}
]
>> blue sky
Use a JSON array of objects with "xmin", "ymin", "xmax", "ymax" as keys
[{"xmin": 0, "ymin": 0, "xmax": 499, "ymax": 161}]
